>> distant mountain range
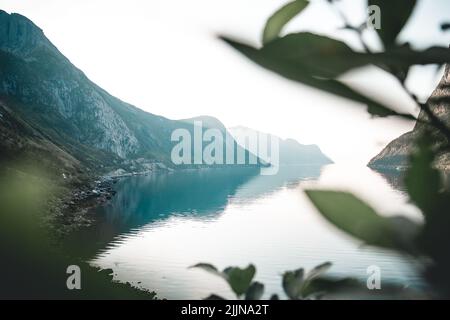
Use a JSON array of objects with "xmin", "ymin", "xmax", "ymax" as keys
[
  {"xmin": 368, "ymin": 64, "xmax": 450, "ymax": 171},
  {"xmin": 0, "ymin": 10, "xmax": 333, "ymax": 182},
  {"xmin": 229, "ymin": 126, "xmax": 333, "ymax": 166},
  {"xmin": 0, "ymin": 11, "xmax": 261, "ymax": 179}
]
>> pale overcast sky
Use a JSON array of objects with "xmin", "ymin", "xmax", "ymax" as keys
[{"xmin": 2, "ymin": 0, "xmax": 449, "ymax": 163}]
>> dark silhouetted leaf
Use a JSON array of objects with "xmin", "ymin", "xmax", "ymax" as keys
[
  {"xmin": 305, "ymin": 190, "xmax": 409, "ymax": 250},
  {"xmin": 223, "ymin": 264, "xmax": 256, "ymax": 296},
  {"xmin": 221, "ymin": 36, "xmax": 416, "ymax": 120},
  {"xmin": 372, "ymin": 46, "xmax": 450, "ymax": 69},
  {"xmin": 387, "ymin": 216, "xmax": 421, "ymax": 253},
  {"xmin": 368, "ymin": 0, "xmax": 417, "ymax": 47},
  {"xmin": 189, "ymin": 263, "xmax": 225, "ymax": 279},
  {"xmin": 282, "ymin": 268, "xmax": 304, "ymax": 299},
  {"xmin": 245, "ymin": 281, "xmax": 265, "ymax": 300},
  {"xmin": 306, "ymin": 262, "xmax": 332, "ymax": 281},
  {"xmin": 441, "ymin": 23, "xmax": 450, "ymax": 31},
  {"xmin": 263, "ymin": 0, "xmax": 309, "ymax": 45},
  {"xmin": 367, "ymin": 103, "xmax": 400, "ymax": 117},
  {"xmin": 405, "ymin": 133, "xmax": 441, "ymax": 213},
  {"xmin": 192, "ymin": 263, "xmax": 258, "ymax": 297},
  {"xmin": 261, "ymin": 33, "xmax": 362, "ymax": 78}
]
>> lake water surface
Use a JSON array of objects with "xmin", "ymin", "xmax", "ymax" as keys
[{"xmin": 69, "ymin": 165, "xmax": 425, "ymax": 299}]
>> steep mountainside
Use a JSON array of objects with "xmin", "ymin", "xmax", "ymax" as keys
[
  {"xmin": 0, "ymin": 11, "xmax": 255, "ymax": 175},
  {"xmin": 0, "ymin": 100, "xmax": 83, "ymax": 180},
  {"xmin": 369, "ymin": 63, "xmax": 450, "ymax": 170},
  {"xmin": 229, "ymin": 126, "xmax": 333, "ymax": 165}
]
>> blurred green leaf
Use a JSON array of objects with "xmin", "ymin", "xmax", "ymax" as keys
[
  {"xmin": 221, "ymin": 35, "xmax": 415, "ymax": 120},
  {"xmin": 305, "ymin": 190, "xmax": 414, "ymax": 250},
  {"xmin": 0, "ymin": 168, "xmax": 157, "ymax": 299},
  {"xmin": 410, "ymin": 133, "xmax": 450, "ymax": 295},
  {"xmin": 245, "ymin": 281, "xmax": 265, "ymax": 300},
  {"xmin": 372, "ymin": 46, "xmax": 450, "ymax": 69},
  {"xmin": 364, "ymin": 43, "xmax": 450, "ymax": 85},
  {"xmin": 191, "ymin": 263, "xmax": 257, "ymax": 297},
  {"xmin": 189, "ymin": 263, "xmax": 225, "ymax": 279},
  {"xmin": 282, "ymin": 268, "xmax": 304, "ymax": 299},
  {"xmin": 262, "ymin": 0, "xmax": 309, "ymax": 45},
  {"xmin": 261, "ymin": 33, "xmax": 362, "ymax": 78},
  {"xmin": 306, "ymin": 262, "xmax": 332, "ymax": 281},
  {"xmin": 223, "ymin": 265, "xmax": 256, "ymax": 296},
  {"xmin": 366, "ymin": 103, "xmax": 400, "ymax": 117},
  {"xmin": 405, "ymin": 133, "xmax": 441, "ymax": 213},
  {"xmin": 387, "ymin": 216, "xmax": 420, "ymax": 252},
  {"xmin": 368, "ymin": 0, "xmax": 417, "ymax": 48}
]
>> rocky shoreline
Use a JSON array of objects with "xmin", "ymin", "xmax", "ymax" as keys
[
  {"xmin": 49, "ymin": 177, "xmax": 118, "ymax": 236},
  {"xmin": 52, "ymin": 164, "xmax": 258, "ymax": 235},
  {"xmin": 53, "ymin": 168, "xmax": 169, "ymax": 235},
  {"xmin": 72, "ymin": 177, "xmax": 118, "ymax": 207}
]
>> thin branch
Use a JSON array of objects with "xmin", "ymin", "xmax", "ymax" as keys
[
  {"xmin": 331, "ymin": 2, "xmax": 372, "ymax": 53},
  {"xmin": 331, "ymin": 0, "xmax": 450, "ymax": 147}
]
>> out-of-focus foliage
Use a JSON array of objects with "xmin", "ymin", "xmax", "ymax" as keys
[
  {"xmin": 0, "ymin": 166, "xmax": 156, "ymax": 299},
  {"xmin": 305, "ymin": 191, "xmax": 419, "ymax": 253},
  {"xmin": 406, "ymin": 135, "xmax": 450, "ymax": 296},
  {"xmin": 262, "ymin": 0, "xmax": 309, "ymax": 45},
  {"xmin": 222, "ymin": 0, "xmax": 450, "ymax": 298},
  {"xmin": 282, "ymin": 263, "xmax": 332, "ymax": 300},
  {"xmin": 368, "ymin": 0, "xmax": 417, "ymax": 48},
  {"xmin": 192, "ymin": 262, "xmax": 361, "ymax": 300},
  {"xmin": 192, "ymin": 261, "xmax": 420, "ymax": 299},
  {"xmin": 305, "ymin": 131, "xmax": 450, "ymax": 297},
  {"xmin": 190, "ymin": 263, "xmax": 258, "ymax": 298},
  {"xmin": 222, "ymin": 35, "xmax": 415, "ymax": 119},
  {"xmin": 221, "ymin": 0, "xmax": 450, "ymax": 120},
  {"xmin": 405, "ymin": 134, "xmax": 442, "ymax": 214}
]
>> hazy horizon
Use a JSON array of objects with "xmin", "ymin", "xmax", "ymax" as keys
[{"xmin": 2, "ymin": 0, "xmax": 450, "ymax": 164}]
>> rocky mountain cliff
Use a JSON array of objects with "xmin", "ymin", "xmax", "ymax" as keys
[
  {"xmin": 229, "ymin": 126, "xmax": 333, "ymax": 165},
  {"xmin": 368, "ymin": 63, "xmax": 450, "ymax": 170},
  {"xmin": 0, "ymin": 101, "xmax": 83, "ymax": 180},
  {"xmin": 0, "ymin": 11, "xmax": 256, "ymax": 176}
]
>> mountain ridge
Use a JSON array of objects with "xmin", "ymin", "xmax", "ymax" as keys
[
  {"xmin": 229, "ymin": 125, "xmax": 333, "ymax": 166},
  {"xmin": 0, "ymin": 10, "xmax": 260, "ymax": 177}
]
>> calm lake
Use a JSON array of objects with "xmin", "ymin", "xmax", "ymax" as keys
[{"xmin": 67, "ymin": 164, "xmax": 425, "ymax": 299}]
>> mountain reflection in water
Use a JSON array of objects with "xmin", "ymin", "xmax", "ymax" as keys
[{"xmin": 66, "ymin": 165, "xmax": 425, "ymax": 299}]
